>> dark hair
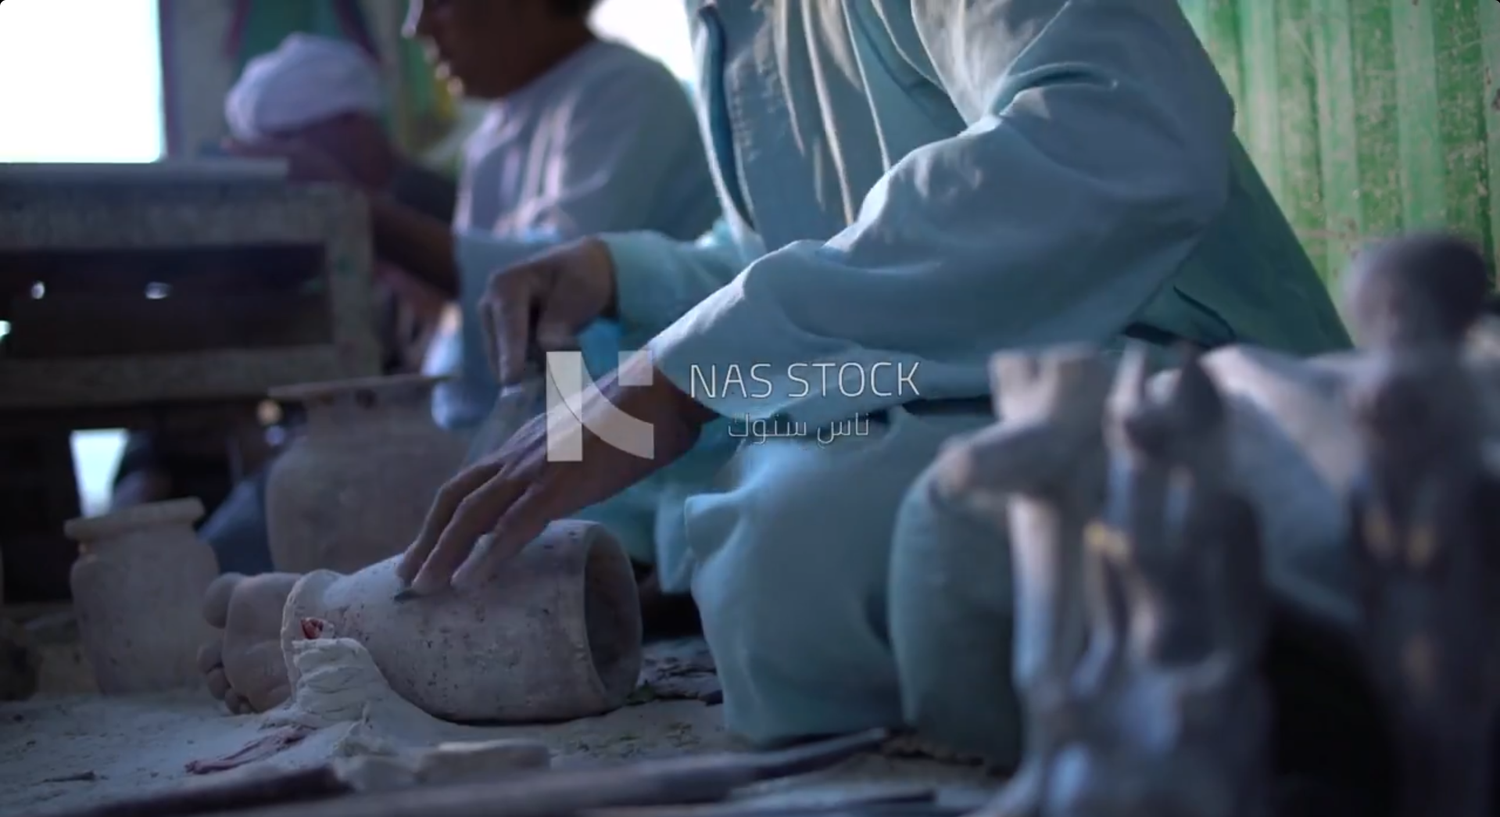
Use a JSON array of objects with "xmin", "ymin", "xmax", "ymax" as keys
[{"xmin": 550, "ymin": 0, "xmax": 600, "ymax": 17}]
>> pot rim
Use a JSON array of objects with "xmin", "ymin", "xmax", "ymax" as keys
[{"xmin": 64, "ymin": 497, "xmax": 205, "ymax": 542}]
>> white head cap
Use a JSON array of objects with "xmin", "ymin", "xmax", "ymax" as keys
[{"xmin": 224, "ymin": 33, "xmax": 384, "ymax": 141}]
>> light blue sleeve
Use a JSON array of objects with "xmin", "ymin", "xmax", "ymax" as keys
[
  {"xmin": 600, "ymin": 217, "xmax": 751, "ymax": 346},
  {"xmin": 645, "ymin": 0, "xmax": 1235, "ymax": 429}
]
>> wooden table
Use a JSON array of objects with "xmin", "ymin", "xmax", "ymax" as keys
[{"xmin": 0, "ymin": 164, "xmax": 383, "ymax": 601}]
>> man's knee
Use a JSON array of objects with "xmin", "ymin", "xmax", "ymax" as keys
[
  {"xmin": 889, "ymin": 459, "xmax": 1023, "ymax": 766},
  {"xmin": 890, "ymin": 462, "xmax": 1011, "ymax": 612},
  {"xmin": 685, "ymin": 448, "xmax": 912, "ymax": 742},
  {"xmin": 692, "ymin": 500, "xmax": 886, "ymax": 665}
]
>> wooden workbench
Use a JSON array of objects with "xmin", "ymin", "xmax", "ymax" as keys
[{"xmin": 0, "ymin": 162, "xmax": 383, "ymax": 601}]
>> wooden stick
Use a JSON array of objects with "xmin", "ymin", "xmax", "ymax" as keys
[
  {"xmin": 582, "ymin": 783, "xmax": 938, "ymax": 817},
  {"xmin": 23, "ymin": 766, "xmax": 346, "ymax": 817},
  {"xmin": 193, "ymin": 729, "xmax": 890, "ymax": 817}
]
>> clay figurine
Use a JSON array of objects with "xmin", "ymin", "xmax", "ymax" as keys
[
  {"xmin": 1340, "ymin": 235, "xmax": 1500, "ymax": 817},
  {"xmin": 1341, "ymin": 232, "xmax": 1489, "ymax": 349},
  {"xmin": 1190, "ymin": 234, "xmax": 1495, "ymax": 496},
  {"xmin": 1042, "ymin": 347, "xmax": 1270, "ymax": 817},
  {"xmin": 1120, "ymin": 235, "xmax": 1500, "ymax": 647},
  {"xmin": 936, "ymin": 343, "xmax": 1113, "ymax": 816},
  {"xmin": 200, "ymin": 520, "xmax": 644, "ymax": 723},
  {"xmin": 65, "ymin": 498, "xmax": 219, "ymax": 694}
]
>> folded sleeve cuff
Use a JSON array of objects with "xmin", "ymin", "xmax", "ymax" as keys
[
  {"xmin": 643, "ymin": 262, "xmax": 942, "ymax": 431},
  {"xmin": 603, "ymin": 231, "xmax": 694, "ymax": 339}
]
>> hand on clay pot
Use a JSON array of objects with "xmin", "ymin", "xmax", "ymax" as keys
[{"xmin": 398, "ymin": 353, "xmax": 717, "ymax": 596}]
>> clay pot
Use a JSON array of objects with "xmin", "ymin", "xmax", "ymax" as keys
[
  {"xmin": 266, "ymin": 374, "xmax": 468, "ymax": 574},
  {"xmin": 280, "ymin": 520, "xmax": 643, "ymax": 723},
  {"xmin": 65, "ymin": 498, "xmax": 218, "ymax": 694}
]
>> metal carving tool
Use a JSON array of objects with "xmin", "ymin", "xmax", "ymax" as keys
[
  {"xmin": 464, "ymin": 365, "xmax": 546, "ymax": 467},
  {"xmin": 392, "ymin": 586, "xmax": 423, "ymax": 603},
  {"xmin": 465, "ymin": 312, "xmax": 550, "ymax": 467}
]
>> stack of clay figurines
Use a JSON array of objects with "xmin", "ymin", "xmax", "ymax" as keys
[{"xmin": 944, "ymin": 233, "xmax": 1500, "ymax": 817}]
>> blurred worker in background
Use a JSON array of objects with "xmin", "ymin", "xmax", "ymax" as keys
[
  {"xmin": 110, "ymin": 33, "xmax": 457, "ymax": 542},
  {"xmin": 222, "ymin": 32, "xmax": 458, "ymax": 372},
  {"xmin": 233, "ymin": 0, "xmax": 720, "ymax": 432},
  {"xmin": 207, "ymin": 1, "xmax": 720, "ymax": 618}
]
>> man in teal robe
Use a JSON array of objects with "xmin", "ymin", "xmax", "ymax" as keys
[{"xmin": 397, "ymin": 0, "xmax": 1352, "ymax": 766}]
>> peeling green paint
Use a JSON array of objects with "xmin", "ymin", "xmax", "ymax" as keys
[{"xmin": 1182, "ymin": 0, "xmax": 1500, "ymax": 288}]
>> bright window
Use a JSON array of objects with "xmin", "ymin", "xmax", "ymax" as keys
[
  {"xmin": 0, "ymin": 0, "xmax": 165, "ymax": 512},
  {"xmin": 591, "ymin": 0, "xmax": 696, "ymax": 84},
  {"xmin": 0, "ymin": 0, "xmax": 165, "ymax": 163}
]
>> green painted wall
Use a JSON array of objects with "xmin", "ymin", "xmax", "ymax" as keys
[{"xmin": 1180, "ymin": 0, "xmax": 1500, "ymax": 287}]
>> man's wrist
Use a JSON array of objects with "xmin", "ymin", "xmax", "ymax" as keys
[
  {"xmin": 653, "ymin": 369, "xmax": 718, "ymax": 429},
  {"xmin": 580, "ymin": 237, "xmax": 619, "ymax": 320},
  {"xmin": 611, "ymin": 354, "xmax": 719, "ymax": 432}
]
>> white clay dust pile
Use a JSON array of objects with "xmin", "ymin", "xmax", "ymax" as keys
[
  {"xmin": 0, "ymin": 634, "xmax": 728, "ymax": 815},
  {"xmin": 0, "ymin": 635, "xmax": 995, "ymax": 816}
]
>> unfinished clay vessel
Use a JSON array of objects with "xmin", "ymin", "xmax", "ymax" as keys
[
  {"xmin": 280, "ymin": 520, "xmax": 643, "ymax": 722},
  {"xmin": 266, "ymin": 374, "xmax": 468, "ymax": 574},
  {"xmin": 65, "ymin": 498, "xmax": 218, "ymax": 694}
]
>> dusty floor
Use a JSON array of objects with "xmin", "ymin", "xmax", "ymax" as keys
[{"xmin": 0, "ymin": 625, "xmax": 999, "ymax": 816}]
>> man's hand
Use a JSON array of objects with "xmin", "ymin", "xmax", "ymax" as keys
[
  {"xmin": 396, "ymin": 352, "xmax": 716, "ymax": 595},
  {"xmin": 223, "ymin": 137, "xmax": 357, "ymax": 186},
  {"xmin": 480, "ymin": 238, "xmax": 617, "ymax": 386}
]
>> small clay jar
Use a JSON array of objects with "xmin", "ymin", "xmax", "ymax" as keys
[
  {"xmin": 65, "ymin": 498, "xmax": 218, "ymax": 694},
  {"xmin": 280, "ymin": 520, "xmax": 643, "ymax": 723},
  {"xmin": 266, "ymin": 374, "xmax": 469, "ymax": 574}
]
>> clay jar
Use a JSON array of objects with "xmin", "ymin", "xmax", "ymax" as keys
[
  {"xmin": 280, "ymin": 520, "xmax": 643, "ymax": 723},
  {"xmin": 266, "ymin": 374, "xmax": 468, "ymax": 574},
  {"xmin": 65, "ymin": 498, "xmax": 218, "ymax": 694}
]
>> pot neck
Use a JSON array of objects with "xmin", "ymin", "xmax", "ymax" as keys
[
  {"xmin": 75, "ymin": 521, "xmax": 195, "ymax": 556},
  {"xmin": 65, "ymin": 498, "xmax": 205, "ymax": 547},
  {"xmin": 295, "ymin": 386, "xmax": 437, "ymax": 432}
]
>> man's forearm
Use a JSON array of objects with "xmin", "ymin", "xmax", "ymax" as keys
[{"xmin": 369, "ymin": 197, "xmax": 459, "ymax": 297}]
